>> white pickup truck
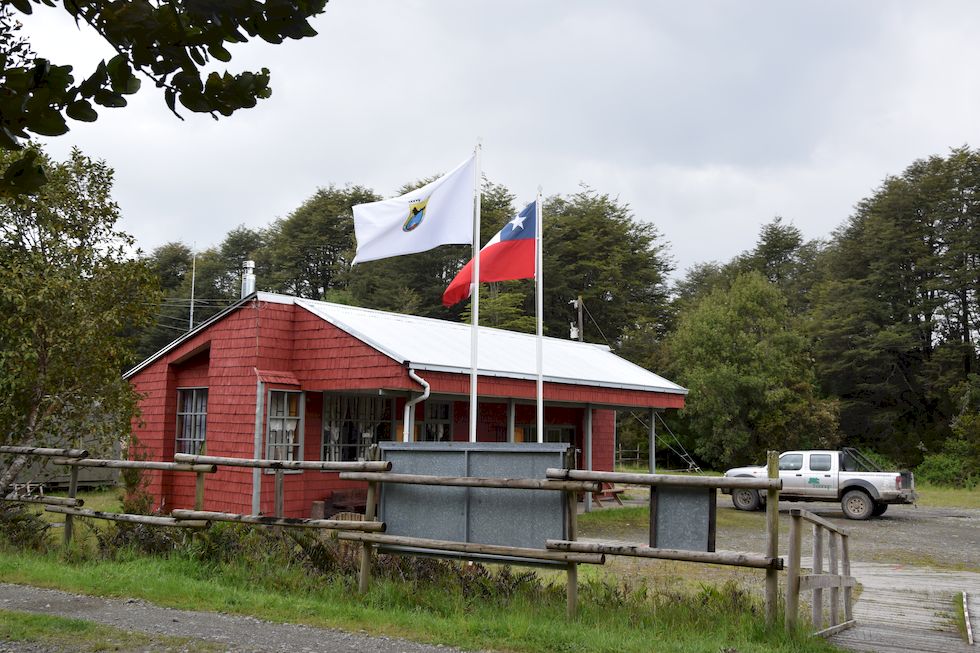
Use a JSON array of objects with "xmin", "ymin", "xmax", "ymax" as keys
[{"xmin": 723, "ymin": 448, "xmax": 916, "ymax": 520}]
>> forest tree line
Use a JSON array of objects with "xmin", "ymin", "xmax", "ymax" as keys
[{"xmin": 112, "ymin": 147, "xmax": 980, "ymax": 485}]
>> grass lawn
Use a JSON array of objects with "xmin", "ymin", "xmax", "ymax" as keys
[
  {"xmin": 0, "ymin": 542, "xmax": 838, "ymax": 653},
  {"xmin": 914, "ymin": 483, "xmax": 980, "ymax": 509},
  {"xmin": 0, "ymin": 609, "xmax": 225, "ymax": 652}
]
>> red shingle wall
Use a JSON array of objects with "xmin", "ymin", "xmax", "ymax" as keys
[
  {"xmin": 291, "ymin": 308, "xmax": 412, "ymax": 391},
  {"xmin": 592, "ymin": 409, "xmax": 615, "ymax": 472},
  {"xmin": 130, "ymin": 300, "xmax": 280, "ymax": 514}
]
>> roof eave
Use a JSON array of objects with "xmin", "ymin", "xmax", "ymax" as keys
[{"xmin": 411, "ymin": 363, "xmax": 688, "ymax": 395}]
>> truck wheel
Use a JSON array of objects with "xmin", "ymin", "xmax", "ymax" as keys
[
  {"xmin": 841, "ymin": 490, "xmax": 873, "ymax": 520},
  {"xmin": 872, "ymin": 502, "xmax": 888, "ymax": 517},
  {"xmin": 732, "ymin": 488, "xmax": 761, "ymax": 511}
]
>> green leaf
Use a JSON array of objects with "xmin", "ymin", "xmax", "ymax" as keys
[
  {"xmin": 26, "ymin": 110, "xmax": 69, "ymax": 136},
  {"xmin": 78, "ymin": 62, "xmax": 109, "ymax": 98},
  {"xmin": 105, "ymin": 54, "xmax": 140, "ymax": 94},
  {"xmin": 177, "ymin": 91, "xmax": 211, "ymax": 113},
  {"xmin": 66, "ymin": 99, "xmax": 99, "ymax": 122},
  {"xmin": 7, "ymin": 0, "xmax": 33, "ymax": 14},
  {"xmin": 0, "ymin": 150, "xmax": 48, "ymax": 196},
  {"xmin": 0, "ymin": 126, "xmax": 21, "ymax": 150},
  {"xmin": 93, "ymin": 89, "xmax": 128, "ymax": 108}
]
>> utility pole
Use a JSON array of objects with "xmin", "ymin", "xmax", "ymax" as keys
[
  {"xmin": 568, "ymin": 295, "xmax": 585, "ymax": 341},
  {"xmin": 188, "ymin": 251, "xmax": 197, "ymax": 330}
]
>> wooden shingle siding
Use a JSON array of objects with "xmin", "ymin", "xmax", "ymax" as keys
[{"xmin": 129, "ymin": 297, "xmax": 681, "ymax": 519}]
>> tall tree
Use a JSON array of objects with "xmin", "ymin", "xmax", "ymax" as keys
[
  {"xmin": 266, "ymin": 185, "xmax": 378, "ymax": 298},
  {"xmin": 542, "ymin": 187, "xmax": 672, "ymax": 345},
  {"xmin": 1, "ymin": 1, "xmax": 327, "ymax": 195},
  {"xmin": 666, "ymin": 272, "xmax": 838, "ymax": 467},
  {"xmin": 809, "ymin": 147, "xmax": 980, "ymax": 461},
  {"xmin": 0, "ymin": 148, "xmax": 156, "ymax": 491}
]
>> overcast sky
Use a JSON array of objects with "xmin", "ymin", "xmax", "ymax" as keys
[{"xmin": 21, "ymin": 1, "xmax": 980, "ymax": 279}]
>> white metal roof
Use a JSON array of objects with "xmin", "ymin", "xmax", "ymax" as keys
[{"xmin": 289, "ymin": 294, "xmax": 686, "ymax": 395}]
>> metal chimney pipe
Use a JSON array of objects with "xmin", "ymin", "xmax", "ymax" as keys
[{"xmin": 241, "ymin": 260, "xmax": 256, "ymax": 298}]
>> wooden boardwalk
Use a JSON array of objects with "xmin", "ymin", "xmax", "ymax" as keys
[{"xmin": 830, "ymin": 562, "xmax": 979, "ymax": 652}]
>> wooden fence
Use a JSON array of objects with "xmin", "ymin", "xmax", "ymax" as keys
[
  {"xmin": 785, "ymin": 508, "xmax": 856, "ymax": 636},
  {"xmin": 545, "ymin": 450, "xmax": 784, "ymax": 626},
  {"xmin": 3, "ymin": 446, "xmax": 791, "ymax": 626},
  {"xmin": 0, "ymin": 446, "xmax": 389, "ymax": 547},
  {"xmin": 337, "ymin": 448, "xmax": 605, "ymax": 617}
]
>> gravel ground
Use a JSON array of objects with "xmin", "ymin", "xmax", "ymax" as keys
[
  {"xmin": 0, "ymin": 584, "xmax": 470, "ymax": 653},
  {"xmin": 584, "ymin": 495, "xmax": 980, "ymax": 571},
  {"xmin": 719, "ymin": 498, "xmax": 980, "ymax": 570}
]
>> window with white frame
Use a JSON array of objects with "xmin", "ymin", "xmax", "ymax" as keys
[
  {"xmin": 322, "ymin": 395, "xmax": 394, "ymax": 461},
  {"xmin": 267, "ymin": 391, "xmax": 303, "ymax": 461},
  {"xmin": 176, "ymin": 388, "xmax": 208, "ymax": 454},
  {"xmin": 521, "ymin": 424, "xmax": 576, "ymax": 444},
  {"xmin": 422, "ymin": 400, "xmax": 452, "ymax": 441}
]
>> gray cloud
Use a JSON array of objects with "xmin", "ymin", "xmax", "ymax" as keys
[{"xmin": 20, "ymin": 1, "xmax": 980, "ymax": 277}]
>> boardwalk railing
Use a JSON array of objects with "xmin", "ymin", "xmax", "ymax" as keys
[{"xmin": 785, "ymin": 508, "xmax": 856, "ymax": 636}]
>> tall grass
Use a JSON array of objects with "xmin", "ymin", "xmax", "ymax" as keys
[
  {"xmin": 0, "ymin": 523, "xmax": 837, "ymax": 653},
  {"xmin": 915, "ymin": 483, "xmax": 980, "ymax": 509}
]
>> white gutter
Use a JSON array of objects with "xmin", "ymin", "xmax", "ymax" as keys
[{"xmin": 403, "ymin": 367, "xmax": 430, "ymax": 442}]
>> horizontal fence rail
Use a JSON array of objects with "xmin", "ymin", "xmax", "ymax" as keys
[
  {"xmin": 53, "ymin": 458, "xmax": 217, "ymax": 473},
  {"xmin": 0, "ymin": 446, "xmax": 88, "ymax": 459},
  {"xmin": 545, "ymin": 540, "xmax": 784, "ymax": 570},
  {"xmin": 339, "ymin": 471, "xmax": 601, "ymax": 493},
  {"xmin": 545, "ymin": 468, "xmax": 780, "ymax": 490},
  {"xmin": 45, "ymin": 505, "xmax": 209, "ymax": 529},
  {"xmin": 3, "ymin": 494, "xmax": 83, "ymax": 507},
  {"xmin": 338, "ymin": 531, "xmax": 605, "ymax": 565},
  {"xmin": 174, "ymin": 453, "xmax": 392, "ymax": 472},
  {"xmin": 170, "ymin": 509, "xmax": 386, "ymax": 533}
]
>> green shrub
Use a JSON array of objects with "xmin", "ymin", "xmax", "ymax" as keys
[
  {"xmin": 0, "ymin": 501, "xmax": 51, "ymax": 552},
  {"xmin": 916, "ymin": 447, "xmax": 979, "ymax": 489}
]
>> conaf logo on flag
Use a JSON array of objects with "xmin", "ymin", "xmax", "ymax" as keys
[{"xmin": 403, "ymin": 197, "xmax": 429, "ymax": 232}]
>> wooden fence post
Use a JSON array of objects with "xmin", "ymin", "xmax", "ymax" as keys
[
  {"xmin": 764, "ymin": 450, "xmax": 779, "ymax": 626},
  {"xmin": 812, "ymin": 524, "xmax": 824, "ymax": 630},
  {"xmin": 565, "ymin": 449, "xmax": 578, "ymax": 619},
  {"xmin": 63, "ymin": 466, "xmax": 79, "ymax": 550},
  {"xmin": 274, "ymin": 470, "xmax": 284, "ymax": 518},
  {"xmin": 784, "ymin": 511, "xmax": 802, "ymax": 632},
  {"xmin": 358, "ymin": 445, "xmax": 380, "ymax": 594},
  {"xmin": 195, "ymin": 471, "xmax": 206, "ymax": 511},
  {"xmin": 841, "ymin": 533, "xmax": 853, "ymax": 622},
  {"xmin": 829, "ymin": 532, "xmax": 840, "ymax": 627}
]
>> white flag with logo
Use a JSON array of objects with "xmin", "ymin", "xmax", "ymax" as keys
[{"xmin": 351, "ymin": 154, "xmax": 476, "ymax": 265}]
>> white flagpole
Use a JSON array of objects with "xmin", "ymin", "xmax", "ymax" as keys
[
  {"xmin": 469, "ymin": 142, "xmax": 483, "ymax": 443},
  {"xmin": 535, "ymin": 188, "xmax": 544, "ymax": 444}
]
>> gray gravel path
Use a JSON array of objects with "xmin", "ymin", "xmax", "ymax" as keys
[{"xmin": 0, "ymin": 583, "xmax": 470, "ymax": 653}]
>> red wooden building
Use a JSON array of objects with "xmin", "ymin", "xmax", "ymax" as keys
[{"xmin": 125, "ymin": 293, "xmax": 686, "ymax": 518}]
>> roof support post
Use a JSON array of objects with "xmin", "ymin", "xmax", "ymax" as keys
[
  {"xmin": 649, "ymin": 407, "xmax": 656, "ymax": 474},
  {"xmin": 584, "ymin": 404, "xmax": 593, "ymax": 513},
  {"xmin": 252, "ymin": 379, "xmax": 265, "ymax": 514},
  {"xmin": 507, "ymin": 399, "xmax": 515, "ymax": 443}
]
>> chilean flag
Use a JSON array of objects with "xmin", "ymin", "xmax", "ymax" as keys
[{"xmin": 442, "ymin": 200, "xmax": 537, "ymax": 307}]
